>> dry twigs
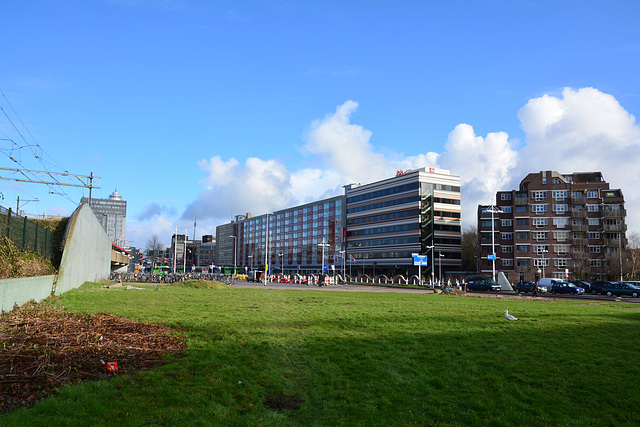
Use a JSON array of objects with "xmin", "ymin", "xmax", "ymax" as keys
[{"xmin": 0, "ymin": 302, "xmax": 185, "ymax": 414}]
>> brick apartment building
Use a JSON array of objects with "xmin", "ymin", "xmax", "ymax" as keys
[{"xmin": 478, "ymin": 171, "xmax": 626, "ymax": 282}]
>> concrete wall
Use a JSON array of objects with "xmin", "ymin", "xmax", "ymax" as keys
[
  {"xmin": 0, "ymin": 275, "xmax": 56, "ymax": 313},
  {"xmin": 0, "ymin": 203, "xmax": 111, "ymax": 312},
  {"xmin": 54, "ymin": 203, "xmax": 111, "ymax": 295}
]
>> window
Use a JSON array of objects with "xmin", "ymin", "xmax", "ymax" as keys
[
  {"xmin": 588, "ymin": 218, "xmax": 599, "ymax": 226},
  {"xmin": 481, "ymin": 220, "xmax": 498, "ymax": 227},
  {"xmin": 516, "ymin": 232, "xmax": 529, "ymax": 240},
  {"xmin": 516, "ymin": 218, "xmax": 529, "ymax": 226},
  {"xmin": 589, "ymin": 232, "xmax": 601, "ymax": 239},
  {"xmin": 501, "ymin": 219, "xmax": 513, "ymax": 227},
  {"xmin": 555, "ymin": 259, "xmax": 569, "ymax": 268},
  {"xmin": 502, "ymin": 206, "xmax": 512, "ymax": 213},
  {"xmin": 571, "ymin": 191, "xmax": 582, "ymax": 198},
  {"xmin": 502, "ymin": 232, "xmax": 513, "ymax": 240},
  {"xmin": 501, "ymin": 193, "xmax": 512, "ymax": 200},
  {"xmin": 517, "ymin": 245, "xmax": 529, "ymax": 253},
  {"xmin": 533, "ymin": 231, "xmax": 548, "ymax": 240},
  {"xmin": 502, "ymin": 259, "xmax": 514, "ymax": 267},
  {"xmin": 517, "ymin": 259, "xmax": 531, "ymax": 267},
  {"xmin": 532, "ymin": 204, "xmax": 548, "ymax": 214},
  {"xmin": 553, "ymin": 218, "xmax": 570, "ymax": 228},
  {"xmin": 555, "ymin": 245, "xmax": 570, "ymax": 255},
  {"xmin": 553, "ymin": 231, "xmax": 570, "ymax": 241},
  {"xmin": 553, "ymin": 204, "xmax": 568, "ymax": 214},
  {"xmin": 502, "ymin": 246, "xmax": 513, "ymax": 253},
  {"xmin": 531, "ymin": 190, "xmax": 548, "ymax": 200},
  {"xmin": 589, "ymin": 246, "xmax": 601, "ymax": 253},
  {"xmin": 542, "ymin": 176, "xmax": 547, "ymax": 184},
  {"xmin": 532, "ymin": 218, "xmax": 548, "ymax": 227},
  {"xmin": 587, "ymin": 190, "xmax": 599, "ymax": 198},
  {"xmin": 587, "ymin": 204, "xmax": 599, "ymax": 212},
  {"xmin": 590, "ymin": 259, "xmax": 602, "ymax": 267},
  {"xmin": 516, "ymin": 206, "xmax": 527, "ymax": 213},
  {"xmin": 552, "ymin": 190, "xmax": 568, "ymax": 200},
  {"xmin": 534, "ymin": 258, "xmax": 549, "ymax": 267},
  {"xmin": 533, "ymin": 244, "xmax": 550, "ymax": 253}
]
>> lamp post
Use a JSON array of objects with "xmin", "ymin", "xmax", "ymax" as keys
[
  {"xmin": 339, "ymin": 250, "xmax": 345, "ymax": 282},
  {"xmin": 439, "ymin": 252, "xmax": 445, "ymax": 285},
  {"xmin": 248, "ymin": 255, "xmax": 253, "ymax": 273},
  {"xmin": 264, "ymin": 213, "xmax": 272, "ymax": 286},
  {"xmin": 426, "ymin": 245, "xmax": 435, "ymax": 286},
  {"xmin": 318, "ymin": 239, "xmax": 330, "ymax": 275},
  {"xmin": 229, "ymin": 235, "xmax": 237, "ymax": 277},
  {"xmin": 279, "ymin": 253, "xmax": 284, "ymax": 277},
  {"xmin": 486, "ymin": 206, "xmax": 503, "ymax": 282},
  {"xmin": 539, "ymin": 249, "xmax": 548, "ymax": 279}
]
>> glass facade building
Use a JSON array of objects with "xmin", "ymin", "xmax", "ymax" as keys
[
  {"xmin": 215, "ymin": 167, "xmax": 462, "ymax": 278},
  {"xmin": 345, "ymin": 167, "xmax": 461, "ymax": 278}
]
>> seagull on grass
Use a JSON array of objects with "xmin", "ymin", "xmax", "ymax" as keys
[{"xmin": 504, "ymin": 310, "xmax": 519, "ymax": 321}]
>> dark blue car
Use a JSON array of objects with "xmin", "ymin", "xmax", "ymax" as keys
[{"xmin": 550, "ymin": 282, "xmax": 585, "ymax": 295}]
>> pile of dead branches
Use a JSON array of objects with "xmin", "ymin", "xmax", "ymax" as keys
[{"xmin": 0, "ymin": 301, "xmax": 185, "ymax": 414}]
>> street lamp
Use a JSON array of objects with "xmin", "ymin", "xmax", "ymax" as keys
[
  {"xmin": 486, "ymin": 206, "xmax": 503, "ymax": 282},
  {"xmin": 318, "ymin": 239, "xmax": 330, "ymax": 276},
  {"xmin": 439, "ymin": 252, "xmax": 445, "ymax": 285},
  {"xmin": 248, "ymin": 255, "xmax": 253, "ymax": 273},
  {"xmin": 264, "ymin": 213, "xmax": 272, "ymax": 286},
  {"xmin": 229, "ymin": 235, "xmax": 237, "ymax": 277},
  {"xmin": 279, "ymin": 253, "xmax": 284, "ymax": 277},
  {"xmin": 538, "ymin": 249, "xmax": 548, "ymax": 279},
  {"xmin": 426, "ymin": 245, "xmax": 435, "ymax": 286}
]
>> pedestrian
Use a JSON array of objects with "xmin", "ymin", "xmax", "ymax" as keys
[
  {"xmin": 318, "ymin": 274, "xmax": 324, "ymax": 287},
  {"xmin": 532, "ymin": 281, "xmax": 539, "ymax": 297}
]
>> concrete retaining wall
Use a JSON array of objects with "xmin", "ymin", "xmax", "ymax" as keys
[
  {"xmin": 0, "ymin": 275, "xmax": 56, "ymax": 313},
  {"xmin": 54, "ymin": 203, "xmax": 111, "ymax": 295}
]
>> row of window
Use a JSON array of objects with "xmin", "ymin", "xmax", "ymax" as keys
[
  {"xmin": 500, "ymin": 190, "xmax": 601, "ymax": 201},
  {"xmin": 497, "ymin": 258, "xmax": 604, "ymax": 268}
]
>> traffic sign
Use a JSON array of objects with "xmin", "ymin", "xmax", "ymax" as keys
[{"xmin": 413, "ymin": 254, "xmax": 428, "ymax": 266}]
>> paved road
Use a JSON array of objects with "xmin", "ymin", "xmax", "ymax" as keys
[{"xmin": 230, "ymin": 280, "xmax": 640, "ymax": 302}]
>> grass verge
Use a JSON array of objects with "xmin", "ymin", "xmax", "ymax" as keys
[{"xmin": 2, "ymin": 282, "xmax": 639, "ymax": 425}]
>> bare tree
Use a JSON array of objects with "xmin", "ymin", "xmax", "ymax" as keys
[
  {"xmin": 146, "ymin": 234, "xmax": 162, "ymax": 269},
  {"xmin": 626, "ymin": 232, "xmax": 640, "ymax": 280},
  {"xmin": 461, "ymin": 225, "xmax": 478, "ymax": 272}
]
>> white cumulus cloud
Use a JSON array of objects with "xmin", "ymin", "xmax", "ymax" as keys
[{"xmin": 517, "ymin": 87, "xmax": 640, "ymax": 230}]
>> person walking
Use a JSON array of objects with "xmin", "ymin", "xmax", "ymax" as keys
[{"xmin": 532, "ymin": 281, "xmax": 539, "ymax": 297}]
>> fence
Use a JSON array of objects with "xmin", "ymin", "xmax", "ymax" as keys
[{"xmin": 1, "ymin": 206, "xmax": 53, "ymax": 259}]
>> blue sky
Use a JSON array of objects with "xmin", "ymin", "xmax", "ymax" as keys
[{"xmin": 1, "ymin": 0, "xmax": 640, "ymax": 248}]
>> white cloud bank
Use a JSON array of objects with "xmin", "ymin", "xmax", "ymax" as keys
[{"xmin": 137, "ymin": 87, "xmax": 640, "ymax": 245}]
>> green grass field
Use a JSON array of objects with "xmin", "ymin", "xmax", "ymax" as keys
[{"xmin": 3, "ymin": 281, "xmax": 640, "ymax": 426}]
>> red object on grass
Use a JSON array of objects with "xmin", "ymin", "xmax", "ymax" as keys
[{"xmin": 106, "ymin": 361, "xmax": 119, "ymax": 372}]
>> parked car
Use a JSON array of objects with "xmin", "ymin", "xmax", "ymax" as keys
[
  {"xmin": 570, "ymin": 280, "xmax": 591, "ymax": 291},
  {"xmin": 589, "ymin": 281, "xmax": 619, "ymax": 295},
  {"xmin": 514, "ymin": 281, "xmax": 536, "ymax": 294},
  {"xmin": 550, "ymin": 282, "xmax": 585, "ymax": 295},
  {"xmin": 599, "ymin": 282, "xmax": 640, "ymax": 298},
  {"xmin": 466, "ymin": 278, "xmax": 501, "ymax": 292}
]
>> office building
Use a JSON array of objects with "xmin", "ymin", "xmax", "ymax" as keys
[
  {"xmin": 215, "ymin": 167, "xmax": 462, "ymax": 279},
  {"xmin": 81, "ymin": 190, "xmax": 126, "ymax": 246},
  {"xmin": 345, "ymin": 167, "xmax": 462, "ymax": 279}
]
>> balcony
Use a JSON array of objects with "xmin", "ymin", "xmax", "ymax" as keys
[
  {"xmin": 571, "ymin": 224, "xmax": 588, "ymax": 232},
  {"xmin": 603, "ymin": 209, "xmax": 626, "ymax": 218},
  {"xmin": 571, "ymin": 196, "xmax": 587, "ymax": 205},
  {"xmin": 572, "ymin": 238, "xmax": 589, "ymax": 246},
  {"xmin": 603, "ymin": 224, "xmax": 627, "ymax": 232},
  {"xmin": 514, "ymin": 198, "xmax": 528, "ymax": 205},
  {"xmin": 571, "ymin": 210, "xmax": 587, "ymax": 218},
  {"xmin": 604, "ymin": 238, "xmax": 620, "ymax": 247},
  {"xmin": 516, "ymin": 266, "xmax": 531, "ymax": 273}
]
